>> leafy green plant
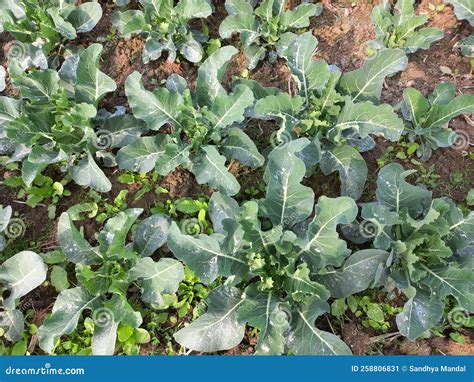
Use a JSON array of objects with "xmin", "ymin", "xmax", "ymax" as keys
[
  {"xmin": 401, "ymin": 83, "xmax": 474, "ymax": 160},
  {"xmin": 323, "ymin": 163, "xmax": 474, "ymax": 340},
  {"xmin": 0, "ymin": 44, "xmax": 120, "ymax": 192},
  {"xmin": 251, "ymin": 32, "xmax": 407, "ymax": 199},
  {"xmin": 368, "ymin": 0, "xmax": 443, "ymax": 54},
  {"xmin": 0, "ymin": 205, "xmax": 12, "ymax": 252},
  {"xmin": 112, "ymin": 0, "xmax": 213, "ymax": 64},
  {"xmin": 38, "ymin": 208, "xmax": 184, "ymax": 355},
  {"xmin": 219, "ymin": 0, "xmax": 322, "ymax": 69},
  {"xmin": 0, "ymin": 251, "xmax": 47, "ymax": 344},
  {"xmin": 116, "ymin": 47, "xmax": 264, "ymax": 196},
  {"xmin": 167, "ymin": 139, "xmax": 369, "ymax": 355},
  {"xmin": 0, "ymin": 0, "xmax": 102, "ymax": 67}
]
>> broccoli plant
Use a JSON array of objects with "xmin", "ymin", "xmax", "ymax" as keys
[
  {"xmin": 38, "ymin": 208, "xmax": 184, "ymax": 355},
  {"xmin": 401, "ymin": 83, "xmax": 474, "ymax": 160},
  {"xmin": 167, "ymin": 139, "xmax": 366, "ymax": 355},
  {"xmin": 0, "ymin": 251, "xmax": 47, "ymax": 343},
  {"xmin": 219, "ymin": 0, "xmax": 322, "ymax": 69},
  {"xmin": 250, "ymin": 32, "xmax": 407, "ymax": 200},
  {"xmin": 0, "ymin": 44, "xmax": 120, "ymax": 192},
  {"xmin": 112, "ymin": 0, "xmax": 213, "ymax": 64},
  {"xmin": 0, "ymin": 0, "xmax": 103, "ymax": 68},
  {"xmin": 320, "ymin": 163, "xmax": 474, "ymax": 340},
  {"xmin": 116, "ymin": 47, "xmax": 264, "ymax": 196},
  {"xmin": 368, "ymin": 0, "xmax": 443, "ymax": 54}
]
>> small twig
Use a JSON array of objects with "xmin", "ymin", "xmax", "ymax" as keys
[
  {"xmin": 325, "ymin": 315, "xmax": 336, "ymax": 335},
  {"xmin": 369, "ymin": 331, "xmax": 401, "ymax": 343}
]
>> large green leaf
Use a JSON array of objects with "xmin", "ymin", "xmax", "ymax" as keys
[
  {"xmin": 173, "ymin": 286, "xmax": 246, "ymax": 352},
  {"xmin": 129, "ymin": 257, "xmax": 184, "ymax": 305},
  {"xmin": 237, "ymin": 285, "xmax": 288, "ymax": 355},
  {"xmin": 196, "ymin": 46, "xmax": 238, "ymax": 107},
  {"xmin": 75, "ymin": 44, "xmax": 116, "ymax": 104},
  {"xmin": 70, "ymin": 153, "xmax": 112, "ymax": 192},
  {"xmin": 191, "ymin": 146, "xmax": 240, "ymax": 196},
  {"xmin": 260, "ymin": 139, "xmax": 314, "ymax": 229},
  {"xmin": 339, "ymin": 48, "xmax": 408, "ymax": 102},
  {"xmin": 254, "ymin": 92, "xmax": 303, "ymax": 130},
  {"xmin": 396, "ymin": 287, "xmax": 443, "ymax": 340},
  {"xmin": 287, "ymin": 297, "xmax": 352, "ymax": 355},
  {"xmin": 168, "ymin": 222, "xmax": 248, "ymax": 284},
  {"xmin": 334, "ymin": 97, "xmax": 404, "ymax": 141},
  {"xmin": 375, "ymin": 163, "xmax": 432, "ymax": 214},
  {"xmin": 38, "ymin": 287, "xmax": 101, "ymax": 353},
  {"xmin": 116, "ymin": 135, "xmax": 169, "ymax": 173},
  {"xmin": 424, "ymin": 94, "xmax": 474, "ymax": 129},
  {"xmin": 284, "ymin": 32, "xmax": 330, "ymax": 100},
  {"xmin": 174, "ymin": 0, "xmax": 212, "ymax": 19},
  {"xmin": 133, "ymin": 214, "xmax": 171, "ymax": 257},
  {"xmin": 317, "ymin": 249, "xmax": 390, "ymax": 298},
  {"xmin": 125, "ymin": 72, "xmax": 183, "ymax": 130},
  {"xmin": 446, "ymin": 0, "xmax": 474, "ymax": 26},
  {"xmin": 222, "ymin": 128, "xmax": 264, "ymax": 168},
  {"xmin": 67, "ymin": 2, "xmax": 103, "ymax": 33},
  {"xmin": 0, "ymin": 251, "xmax": 47, "ymax": 309},
  {"xmin": 0, "ymin": 309, "xmax": 24, "ymax": 342},
  {"xmin": 320, "ymin": 145, "xmax": 368, "ymax": 200},
  {"xmin": 57, "ymin": 212, "xmax": 101, "ymax": 265},
  {"xmin": 296, "ymin": 196, "xmax": 358, "ymax": 269},
  {"xmin": 208, "ymin": 192, "xmax": 240, "ymax": 234}
]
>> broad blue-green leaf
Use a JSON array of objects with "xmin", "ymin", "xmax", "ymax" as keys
[
  {"xmin": 179, "ymin": 33, "xmax": 204, "ymax": 63},
  {"xmin": 168, "ymin": 222, "xmax": 247, "ymax": 284},
  {"xmin": 129, "ymin": 257, "xmax": 184, "ymax": 305},
  {"xmin": 58, "ymin": 212, "xmax": 101, "ymax": 265},
  {"xmin": 0, "ymin": 309, "xmax": 24, "ymax": 342},
  {"xmin": 340, "ymin": 49, "xmax": 408, "ymax": 102},
  {"xmin": 421, "ymin": 265, "xmax": 474, "ymax": 311},
  {"xmin": 70, "ymin": 153, "xmax": 112, "ymax": 192},
  {"xmin": 75, "ymin": 44, "xmax": 116, "ymax": 104},
  {"xmin": 0, "ymin": 205, "xmax": 12, "ymax": 232},
  {"xmin": 91, "ymin": 318, "xmax": 119, "ymax": 355},
  {"xmin": 284, "ymin": 32, "xmax": 330, "ymax": 100},
  {"xmin": 296, "ymin": 196, "xmax": 358, "ymax": 269},
  {"xmin": 0, "ymin": 251, "xmax": 47, "ymax": 309},
  {"xmin": 401, "ymin": 87, "xmax": 430, "ymax": 126},
  {"xmin": 175, "ymin": 0, "xmax": 213, "ymax": 19},
  {"xmin": 287, "ymin": 297, "xmax": 352, "ymax": 355},
  {"xmin": 219, "ymin": 14, "xmax": 259, "ymax": 45},
  {"xmin": 334, "ymin": 97, "xmax": 404, "ymax": 141},
  {"xmin": 320, "ymin": 145, "xmax": 368, "ymax": 200},
  {"xmin": 112, "ymin": 10, "xmax": 147, "ymax": 37},
  {"xmin": 38, "ymin": 287, "xmax": 101, "ymax": 353},
  {"xmin": 116, "ymin": 135, "xmax": 169, "ymax": 173},
  {"xmin": 0, "ymin": 97, "xmax": 21, "ymax": 127},
  {"xmin": 191, "ymin": 146, "xmax": 240, "ymax": 196},
  {"xmin": 134, "ymin": 214, "xmax": 171, "ymax": 257},
  {"xmin": 375, "ymin": 163, "xmax": 432, "ymax": 214},
  {"xmin": 208, "ymin": 192, "xmax": 240, "ymax": 234},
  {"xmin": 14, "ymin": 70, "xmax": 60, "ymax": 103},
  {"xmin": 67, "ymin": 2, "xmax": 103, "ymax": 33},
  {"xmin": 222, "ymin": 127, "xmax": 264, "ymax": 168},
  {"xmin": 285, "ymin": 263, "xmax": 330, "ymax": 301},
  {"xmin": 174, "ymin": 286, "xmax": 245, "ymax": 352},
  {"xmin": 396, "ymin": 287, "xmax": 443, "ymax": 340},
  {"xmin": 238, "ymin": 285, "xmax": 287, "ymax": 355},
  {"xmin": 317, "ymin": 249, "xmax": 390, "ymax": 298},
  {"xmin": 155, "ymin": 141, "xmax": 190, "ymax": 175},
  {"xmin": 260, "ymin": 139, "xmax": 314, "ymax": 229},
  {"xmin": 125, "ymin": 72, "xmax": 183, "ymax": 130},
  {"xmin": 208, "ymin": 84, "xmax": 254, "ymax": 130},
  {"xmin": 196, "ymin": 46, "xmax": 238, "ymax": 107},
  {"xmin": 254, "ymin": 92, "xmax": 303, "ymax": 130},
  {"xmin": 443, "ymin": 200, "xmax": 474, "ymax": 251},
  {"xmin": 424, "ymin": 94, "xmax": 474, "ymax": 129},
  {"xmin": 280, "ymin": 3, "xmax": 322, "ymax": 28}
]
